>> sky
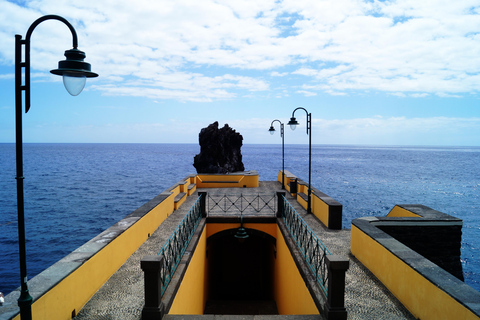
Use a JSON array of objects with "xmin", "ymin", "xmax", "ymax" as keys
[{"xmin": 0, "ymin": 0, "xmax": 480, "ymax": 145}]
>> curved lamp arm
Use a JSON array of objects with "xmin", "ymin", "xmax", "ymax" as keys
[
  {"xmin": 16, "ymin": 14, "xmax": 98, "ymax": 113},
  {"xmin": 25, "ymin": 15, "xmax": 78, "ymax": 47},
  {"xmin": 288, "ymin": 107, "xmax": 311, "ymax": 134},
  {"xmin": 268, "ymin": 119, "xmax": 284, "ymax": 137}
]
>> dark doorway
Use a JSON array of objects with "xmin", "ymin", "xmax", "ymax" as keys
[{"xmin": 205, "ymin": 228, "xmax": 277, "ymax": 315}]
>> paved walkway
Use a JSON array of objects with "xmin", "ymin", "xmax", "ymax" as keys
[{"xmin": 75, "ymin": 182, "xmax": 415, "ymax": 320}]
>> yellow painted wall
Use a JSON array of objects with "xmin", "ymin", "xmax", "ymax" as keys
[
  {"xmin": 196, "ymin": 173, "xmax": 259, "ymax": 188},
  {"xmin": 293, "ymin": 185, "xmax": 332, "ymax": 229},
  {"xmin": 351, "ymin": 225, "xmax": 479, "ymax": 320},
  {"xmin": 294, "ymin": 182, "xmax": 309, "ymax": 211},
  {"xmin": 285, "ymin": 182, "xmax": 292, "ymax": 194},
  {"xmin": 296, "ymin": 194, "xmax": 308, "ymax": 210},
  {"xmin": 187, "ymin": 176, "xmax": 197, "ymax": 196},
  {"xmin": 277, "ymin": 170, "xmax": 284, "ymax": 184},
  {"xmin": 311, "ymin": 195, "xmax": 329, "ymax": 227},
  {"xmin": 242, "ymin": 173, "xmax": 259, "ymax": 187},
  {"xmin": 174, "ymin": 193, "xmax": 187, "ymax": 210},
  {"xmin": 170, "ymin": 184, "xmax": 181, "ymax": 198},
  {"xmin": 274, "ymin": 225, "xmax": 319, "ymax": 315},
  {"xmin": 277, "ymin": 170, "xmax": 291, "ymax": 190},
  {"xmin": 188, "ymin": 185, "xmax": 197, "ymax": 196},
  {"xmin": 18, "ymin": 193, "xmax": 175, "ymax": 320},
  {"xmin": 277, "ymin": 170, "xmax": 294, "ymax": 194},
  {"xmin": 278, "ymin": 170, "xmax": 330, "ymax": 228},
  {"xmin": 172, "ymin": 180, "xmax": 192, "ymax": 210},
  {"xmin": 387, "ymin": 205, "xmax": 421, "ymax": 218},
  {"xmin": 169, "ymin": 227, "xmax": 208, "ymax": 314}
]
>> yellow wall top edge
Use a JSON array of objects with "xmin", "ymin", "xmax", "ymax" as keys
[{"xmin": 387, "ymin": 205, "xmax": 422, "ymax": 218}]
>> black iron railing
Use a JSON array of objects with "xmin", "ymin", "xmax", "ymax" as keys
[
  {"xmin": 157, "ymin": 193, "xmax": 204, "ymax": 296},
  {"xmin": 207, "ymin": 193, "xmax": 276, "ymax": 215},
  {"xmin": 279, "ymin": 194, "xmax": 331, "ymax": 295}
]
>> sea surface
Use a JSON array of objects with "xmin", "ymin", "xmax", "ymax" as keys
[{"xmin": 1, "ymin": 143, "xmax": 479, "ymax": 295}]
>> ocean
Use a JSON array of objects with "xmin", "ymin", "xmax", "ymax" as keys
[{"xmin": 0, "ymin": 143, "xmax": 479, "ymax": 295}]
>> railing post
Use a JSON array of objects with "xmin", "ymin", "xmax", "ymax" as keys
[
  {"xmin": 141, "ymin": 255, "xmax": 165, "ymax": 320},
  {"xmin": 198, "ymin": 191, "xmax": 207, "ymax": 217},
  {"xmin": 290, "ymin": 178, "xmax": 298, "ymax": 194},
  {"xmin": 325, "ymin": 255, "xmax": 349, "ymax": 320},
  {"xmin": 276, "ymin": 191, "xmax": 285, "ymax": 218}
]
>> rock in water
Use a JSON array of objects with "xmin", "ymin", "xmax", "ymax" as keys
[{"xmin": 193, "ymin": 121, "xmax": 245, "ymax": 173}]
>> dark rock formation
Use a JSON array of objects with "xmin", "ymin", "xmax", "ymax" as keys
[{"xmin": 193, "ymin": 121, "xmax": 245, "ymax": 174}]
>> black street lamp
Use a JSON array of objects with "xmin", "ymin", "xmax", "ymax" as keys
[
  {"xmin": 287, "ymin": 107, "xmax": 312, "ymax": 214},
  {"xmin": 268, "ymin": 119, "xmax": 285, "ymax": 189},
  {"xmin": 15, "ymin": 15, "xmax": 98, "ymax": 320}
]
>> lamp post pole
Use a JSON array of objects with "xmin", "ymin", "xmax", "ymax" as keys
[
  {"xmin": 287, "ymin": 107, "xmax": 312, "ymax": 214},
  {"xmin": 15, "ymin": 15, "xmax": 97, "ymax": 320},
  {"xmin": 268, "ymin": 120, "xmax": 285, "ymax": 189}
]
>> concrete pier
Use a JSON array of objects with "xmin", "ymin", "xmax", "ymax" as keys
[{"xmin": 74, "ymin": 181, "xmax": 415, "ymax": 320}]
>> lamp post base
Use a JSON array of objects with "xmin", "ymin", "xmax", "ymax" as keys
[{"xmin": 18, "ymin": 290, "xmax": 33, "ymax": 320}]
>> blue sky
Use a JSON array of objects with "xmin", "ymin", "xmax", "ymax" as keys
[{"xmin": 1, "ymin": 0, "xmax": 480, "ymax": 145}]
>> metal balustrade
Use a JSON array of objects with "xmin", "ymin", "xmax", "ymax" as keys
[
  {"xmin": 207, "ymin": 193, "xmax": 276, "ymax": 215},
  {"xmin": 157, "ymin": 193, "xmax": 204, "ymax": 296},
  {"xmin": 279, "ymin": 194, "xmax": 331, "ymax": 295}
]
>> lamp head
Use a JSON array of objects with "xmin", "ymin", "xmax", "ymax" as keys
[
  {"xmin": 288, "ymin": 117, "xmax": 299, "ymax": 131},
  {"xmin": 234, "ymin": 226, "xmax": 249, "ymax": 239},
  {"xmin": 268, "ymin": 126, "xmax": 275, "ymax": 135},
  {"xmin": 234, "ymin": 215, "xmax": 249, "ymax": 242},
  {"xmin": 50, "ymin": 48, "xmax": 98, "ymax": 96},
  {"xmin": 234, "ymin": 226, "xmax": 249, "ymax": 243}
]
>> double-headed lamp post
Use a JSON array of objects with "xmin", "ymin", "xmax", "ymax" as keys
[
  {"xmin": 15, "ymin": 15, "xmax": 98, "ymax": 320},
  {"xmin": 268, "ymin": 120, "xmax": 285, "ymax": 189},
  {"xmin": 287, "ymin": 107, "xmax": 312, "ymax": 214}
]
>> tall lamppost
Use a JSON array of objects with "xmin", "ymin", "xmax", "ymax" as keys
[
  {"xmin": 15, "ymin": 15, "xmax": 98, "ymax": 320},
  {"xmin": 268, "ymin": 119, "xmax": 285, "ymax": 189},
  {"xmin": 287, "ymin": 107, "xmax": 312, "ymax": 214}
]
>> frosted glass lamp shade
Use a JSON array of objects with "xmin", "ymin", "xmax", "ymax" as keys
[
  {"xmin": 63, "ymin": 73, "xmax": 86, "ymax": 96},
  {"xmin": 287, "ymin": 117, "xmax": 299, "ymax": 130},
  {"xmin": 50, "ymin": 48, "xmax": 98, "ymax": 95}
]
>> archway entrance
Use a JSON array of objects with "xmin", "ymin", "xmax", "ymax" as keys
[{"xmin": 205, "ymin": 228, "xmax": 277, "ymax": 315}]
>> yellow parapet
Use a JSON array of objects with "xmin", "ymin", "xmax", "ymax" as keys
[
  {"xmin": 195, "ymin": 170, "xmax": 259, "ymax": 188},
  {"xmin": 277, "ymin": 170, "xmax": 343, "ymax": 230},
  {"xmin": 277, "ymin": 170, "xmax": 296, "ymax": 194},
  {"xmin": 186, "ymin": 176, "xmax": 197, "ymax": 195},
  {"xmin": 312, "ymin": 194, "xmax": 329, "ymax": 226},
  {"xmin": 351, "ymin": 218, "xmax": 480, "ymax": 320},
  {"xmin": 387, "ymin": 205, "xmax": 422, "ymax": 218},
  {"xmin": 8, "ymin": 192, "xmax": 175, "ymax": 320}
]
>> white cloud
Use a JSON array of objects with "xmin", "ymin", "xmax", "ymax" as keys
[
  {"xmin": 271, "ymin": 71, "xmax": 289, "ymax": 77},
  {"xmin": 0, "ymin": 73, "xmax": 14, "ymax": 79},
  {"xmin": 296, "ymin": 90, "xmax": 317, "ymax": 97},
  {"xmin": 1, "ymin": 0, "xmax": 480, "ymax": 100},
  {"xmin": 313, "ymin": 116, "xmax": 480, "ymax": 145},
  {"xmin": 92, "ymin": 72, "xmax": 269, "ymax": 102}
]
